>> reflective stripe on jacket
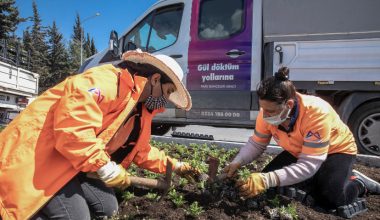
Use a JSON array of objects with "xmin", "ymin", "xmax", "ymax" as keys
[{"xmin": 252, "ymin": 93, "xmax": 357, "ymax": 157}]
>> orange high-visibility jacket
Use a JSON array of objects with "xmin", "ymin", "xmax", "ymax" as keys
[
  {"xmin": 252, "ymin": 93, "xmax": 357, "ymax": 157},
  {"xmin": 0, "ymin": 64, "xmax": 176, "ymax": 220}
]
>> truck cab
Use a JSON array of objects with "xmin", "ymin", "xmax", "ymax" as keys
[{"xmin": 81, "ymin": 0, "xmax": 380, "ymax": 156}]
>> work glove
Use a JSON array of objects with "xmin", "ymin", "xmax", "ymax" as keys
[
  {"xmin": 174, "ymin": 161, "xmax": 202, "ymax": 182},
  {"xmin": 96, "ymin": 161, "xmax": 131, "ymax": 189},
  {"xmin": 235, "ymin": 171, "xmax": 279, "ymax": 199},
  {"xmin": 223, "ymin": 162, "xmax": 241, "ymax": 178}
]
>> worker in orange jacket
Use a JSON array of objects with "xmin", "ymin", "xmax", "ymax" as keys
[
  {"xmin": 0, "ymin": 50, "xmax": 200, "ymax": 220},
  {"xmin": 224, "ymin": 67, "xmax": 380, "ymax": 209}
]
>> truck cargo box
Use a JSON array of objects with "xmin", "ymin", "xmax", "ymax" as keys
[{"xmin": 263, "ymin": 0, "xmax": 380, "ymax": 42}]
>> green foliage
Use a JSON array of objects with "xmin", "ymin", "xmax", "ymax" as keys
[
  {"xmin": 268, "ymin": 195, "xmax": 281, "ymax": 207},
  {"xmin": 188, "ymin": 159, "xmax": 208, "ymax": 173},
  {"xmin": 186, "ymin": 201, "xmax": 204, "ymax": 217},
  {"xmin": 178, "ymin": 177, "xmax": 188, "ymax": 187},
  {"xmin": 127, "ymin": 164, "xmax": 138, "ymax": 176},
  {"xmin": 168, "ymin": 189, "xmax": 186, "ymax": 207},
  {"xmin": 143, "ymin": 169, "xmax": 160, "ymax": 179},
  {"xmin": 279, "ymin": 203, "xmax": 298, "ymax": 220},
  {"xmin": 196, "ymin": 180, "xmax": 206, "ymax": 190},
  {"xmin": 30, "ymin": 1, "xmax": 49, "ymax": 90},
  {"xmin": 122, "ymin": 191, "xmax": 134, "ymax": 201},
  {"xmin": 0, "ymin": 125, "xmax": 5, "ymax": 132},
  {"xmin": 237, "ymin": 167, "xmax": 251, "ymax": 181},
  {"xmin": 45, "ymin": 21, "xmax": 70, "ymax": 89},
  {"xmin": 0, "ymin": 0, "xmax": 25, "ymax": 40},
  {"xmin": 145, "ymin": 192, "xmax": 158, "ymax": 200},
  {"xmin": 262, "ymin": 155, "xmax": 273, "ymax": 168}
]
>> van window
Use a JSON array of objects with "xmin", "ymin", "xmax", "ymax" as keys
[
  {"xmin": 123, "ymin": 14, "xmax": 153, "ymax": 51},
  {"xmin": 123, "ymin": 4, "xmax": 183, "ymax": 53},
  {"xmin": 198, "ymin": 0, "xmax": 244, "ymax": 40}
]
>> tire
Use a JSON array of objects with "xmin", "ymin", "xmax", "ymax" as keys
[
  {"xmin": 151, "ymin": 123, "xmax": 171, "ymax": 136},
  {"xmin": 348, "ymin": 101, "xmax": 380, "ymax": 156}
]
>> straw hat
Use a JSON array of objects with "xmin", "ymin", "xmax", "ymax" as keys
[{"xmin": 122, "ymin": 49, "xmax": 192, "ymax": 111}]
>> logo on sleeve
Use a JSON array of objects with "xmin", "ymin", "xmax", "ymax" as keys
[
  {"xmin": 88, "ymin": 88, "xmax": 104, "ymax": 103},
  {"xmin": 305, "ymin": 131, "xmax": 321, "ymax": 142}
]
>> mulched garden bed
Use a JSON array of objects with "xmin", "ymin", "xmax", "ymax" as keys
[{"xmin": 113, "ymin": 141, "xmax": 380, "ymax": 220}]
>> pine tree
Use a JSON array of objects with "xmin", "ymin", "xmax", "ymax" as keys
[
  {"xmin": 0, "ymin": 0, "xmax": 25, "ymax": 40},
  {"xmin": 30, "ymin": 1, "xmax": 49, "ymax": 91},
  {"xmin": 22, "ymin": 29, "xmax": 32, "ymax": 53},
  {"xmin": 90, "ymin": 37, "xmax": 97, "ymax": 55},
  {"xmin": 84, "ymin": 33, "xmax": 92, "ymax": 58},
  {"xmin": 21, "ymin": 29, "xmax": 33, "ymax": 69},
  {"xmin": 68, "ymin": 13, "xmax": 82, "ymax": 71},
  {"xmin": 46, "ymin": 21, "xmax": 70, "ymax": 90}
]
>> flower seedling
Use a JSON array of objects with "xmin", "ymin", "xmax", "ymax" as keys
[
  {"xmin": 186, "ymin": 201, "xmax": 204, "ymax": 217},
  {"xmin": 122, "ymin": 191, "xmax": 135, "ymax": 201},
  {"xmin": 238, "ymin": 167, "xmax": 252, "ymax": 181},
  {"xmin": 145, "ymin": 192, "xmax": 158, "ymax": 200},
  {"xmin": 168, "ymin": 189, "xmax": 186, "ymax": 207}
]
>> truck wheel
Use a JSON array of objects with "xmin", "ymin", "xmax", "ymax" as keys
[
  {"xmin": 348, "ymin": 101, "xmax": 380, "ymax": 156},
  {"xmin": 151, "ymin": 123, "xmax": 171, "ymax": 136}
]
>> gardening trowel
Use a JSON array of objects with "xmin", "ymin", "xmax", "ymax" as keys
[
  {"xmin": 200, "ymin": 156, "xmax": 228, "ymax": 183},
  {"xmin": 129, "ymin": 160, "xmax": 173, "ymax": 200}
]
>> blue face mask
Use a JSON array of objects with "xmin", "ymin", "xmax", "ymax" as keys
[{"xmin": 144, "ymin": 84, "xmax": 168, "ymax": 111}]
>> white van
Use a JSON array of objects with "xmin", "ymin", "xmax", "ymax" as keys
[{"xmin": 81, "ymin": 0, "xmax": 380, "ymax": 155}]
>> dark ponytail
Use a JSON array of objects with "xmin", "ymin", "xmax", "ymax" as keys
[{"xmin": 257, "ymin": 67, "xmax": 296, "ymax": 104}]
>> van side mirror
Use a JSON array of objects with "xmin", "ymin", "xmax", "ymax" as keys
[{"xmin": 109, "ymin": 30, "xmax": 120, "ymax": 58}]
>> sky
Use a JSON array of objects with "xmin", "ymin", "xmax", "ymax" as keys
[{"xmin": 15, "ymin": 0, "xmax": 159, "ymax": 51}]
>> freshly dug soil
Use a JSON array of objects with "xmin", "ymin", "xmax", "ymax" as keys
[{"xmin": 116, "ymin": 146, "xmax": 380, "ymax": 220}]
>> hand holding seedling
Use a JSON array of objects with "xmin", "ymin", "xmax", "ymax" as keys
[
  {"xmin": 223, "ymin": 162, "xmax": 241, "ymax": 178},
  {"xmin": 235, "ymin": 172, "xmax": 266, "ymax": 199}
]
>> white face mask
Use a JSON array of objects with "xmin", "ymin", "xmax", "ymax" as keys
[{"xmin": 263, "ymin": 105, "xmax": 291, "ymax": 126}]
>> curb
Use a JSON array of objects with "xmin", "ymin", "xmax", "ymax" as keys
[{"xmin": 152, "ymin": 136, "xmax": 380, "ymax": 168}]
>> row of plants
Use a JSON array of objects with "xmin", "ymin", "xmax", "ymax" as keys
[{"xmin": 114, "ymin": 141, "xmax": 299, "ymax": 219}]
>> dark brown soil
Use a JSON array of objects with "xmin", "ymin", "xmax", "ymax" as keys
[{"xmin": 116, "ymin": 153, "xmax": 380, "ymax": 220}]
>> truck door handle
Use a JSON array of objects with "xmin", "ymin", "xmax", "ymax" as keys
[
  {"xmin": 170, "ymin": 54, "xmax": 183, "ymax": 59},
  {"xmin": 275, "ymin": 45, "xmax": 283, "ymax": 64},
  {"xmin": 226, "ymin": 49, "xmax": 245, "ymax": 58}
]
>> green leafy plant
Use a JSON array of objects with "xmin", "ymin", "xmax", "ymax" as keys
[
  {"xmin": 145, "ymin": 192, "xmax": 158, "ymax": 201},
  {"xmin": 279, "ymin": 203, "xmax": 298, "ymax": 220},
  {"xmin": 127, "ymin": 164, "xmax": 138, "ymax": 176},
  {"xmin": 237, "ymin": 167, "xmax": 252, "ymax": 181},
  {"xmin": 188, "ymin": 159, "xmax": 208, "ymax": 173},
  {"xmin": 196, "ymin": 180, "xmax": 206, "ymax": 190},
  {"xmin": 175, "ymin": 143, "xmax": 187, "ymax": 155},
  {"xmin": 178, "ymin": 177, "xmax": 188, "ymax": 187},
  {"xmin": 122, "ymin": 191, "xmax": 134, "ymax": 201},
  {"xmin": 186, "ymin": 201, "xmax": 204, "ymax": 217},
  {"xmin": 262, "ymin": 155, "xmax": 273, "ymax": 168},
  {"xmin": 268, "ymin": 195, "xmax": 281, "ymax": 207},
  {"xmin": 168, "ymin": 189, "xmax": 186, "ymax": 207},
  {"xmin": 143, "ymin": 169, "xmax": 160, "ymax": 179}
]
